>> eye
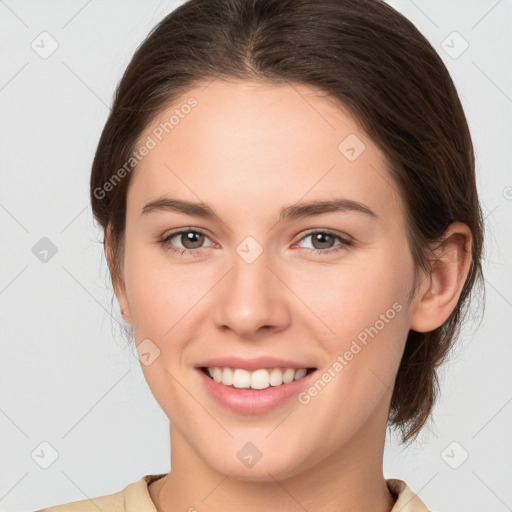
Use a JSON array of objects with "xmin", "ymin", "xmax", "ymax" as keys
[
  {"xmin": 160, "ymin": 228, "xmax": 353, "ymax": 257},
  {"xmin": 160, "ymin": 228, "xmax": 214, "ymax": 257},
  {"xmin": 295, "ymin": 229, "xmax": 353, "ymax": 255}
]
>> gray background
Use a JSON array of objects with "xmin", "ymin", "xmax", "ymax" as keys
[{"xmin": 0, "ymin": 1, "xmax": 511, "ymax": 511}]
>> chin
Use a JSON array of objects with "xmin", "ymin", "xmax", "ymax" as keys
[{"xmin": 204, "ymin": 447, "xmax": 308, "ymax": 482}]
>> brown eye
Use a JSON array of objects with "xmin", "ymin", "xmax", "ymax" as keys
[
  {"xmin": 310, "ymin": 232, "xmax": 337, "ymax": 250},
  {"xmin": 160, "ymin": 228, "xmax": 214, "ymax": 256},
  {"xmin": 296, "ymin": 230, "xmax": 353, "ymax": 255},
  {"xmin": 176, "ymin": 231, "xmax": 205, "ymax": 249}
]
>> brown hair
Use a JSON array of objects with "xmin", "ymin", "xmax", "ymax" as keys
[{"xmin": 90, "ymin": 0, "xmax": 485, "ymax": 444}]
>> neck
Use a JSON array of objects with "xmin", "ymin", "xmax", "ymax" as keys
[{"xmin": 151, "ymin": 413, "xmax": 396, "ymax": 512}]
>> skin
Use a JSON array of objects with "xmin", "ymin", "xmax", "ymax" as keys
[{"xmin": 106, "ymin": 79, "xmax": 472, "ymax": 512}]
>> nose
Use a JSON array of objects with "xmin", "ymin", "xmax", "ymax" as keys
[{"xmin": 212, "ymin": 245, "xmax": 291, "ymax": 340}]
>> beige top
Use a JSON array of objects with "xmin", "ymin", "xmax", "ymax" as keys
[{"xmin": 37, "ymin": 474, "xmax": 430, "ymax": 511}]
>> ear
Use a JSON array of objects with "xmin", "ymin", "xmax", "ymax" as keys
[
  {"xmin": 105, "ymin": 224, "xmax": 132, "ymax": 325},
  {"xmin": 409, "ymin": 221, "xmax": 473, "ymax": 333}
]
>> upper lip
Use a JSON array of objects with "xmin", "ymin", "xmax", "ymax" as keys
[{"xmin": 196, "ymin": 356, "xmax": 317, "ymax": 372}]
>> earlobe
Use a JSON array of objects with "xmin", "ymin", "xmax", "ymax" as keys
[
  {"xmin": 104, "ymin": 225, "xmax": 132, "ymax": 325},
  {"xmin": 409, "ymin": 222, "xmax": 473, "ymax": 333}
]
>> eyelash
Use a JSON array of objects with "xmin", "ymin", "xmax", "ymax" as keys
[{"xmin": 159, "ymin": 228, "xmax": 353, "ymax": 257}]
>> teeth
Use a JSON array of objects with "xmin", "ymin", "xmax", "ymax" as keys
[{"xmin": 206, "ymin": 367, "xmax": 310, "ymax": 390}]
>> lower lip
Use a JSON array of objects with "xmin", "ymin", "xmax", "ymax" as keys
[{"xmin": 196, "ymin": 368, "xmax": 317, "ymax": 414}]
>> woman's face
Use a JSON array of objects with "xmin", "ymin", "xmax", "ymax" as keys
[{"xmin": 114, "ymin": 79, "xmax": 425, "ymax": 480}]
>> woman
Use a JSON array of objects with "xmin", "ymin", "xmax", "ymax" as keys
[{"xmin": 39, "ymin": 0, "xmax": 484, "ymax": 510}]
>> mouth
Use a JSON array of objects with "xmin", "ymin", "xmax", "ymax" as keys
[
  {"xmin": 199, "ymin": 366, "xmax": 317, "ymax": 390},
  {"xmin": 196, "ymin": 365, "xmax": 319, "ymax": 414}
]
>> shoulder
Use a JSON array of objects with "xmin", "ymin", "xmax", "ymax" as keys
[
  {"xmin": 387, "ymin": 478, "xmax": 431, "ymax": 512},
  {"xmin": 36, "ymin": 473, "xmax": 167, "ymax": 512},
  {"xmin": 35, "ymin": 487, "xmax": 124, "ymax": 512}
]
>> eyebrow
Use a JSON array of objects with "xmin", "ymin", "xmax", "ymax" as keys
[{"xmin": 141, "ymin": 197, "xmax": 378, "ymax": 222}]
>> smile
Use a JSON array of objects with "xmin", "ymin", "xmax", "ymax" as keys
[
  {"xmin": 202, "ymin": 366, "xmax": 316, "ymax": 390},
  {"xmin": 197, "ymin": 366, "xmax": 318, "ymax": 414}
]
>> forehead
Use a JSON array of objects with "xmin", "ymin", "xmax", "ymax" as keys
[{"xmin": 129, "ymin": 79, "xmax": 400, "ymax": 222}]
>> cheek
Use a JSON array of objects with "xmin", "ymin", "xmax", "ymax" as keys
[
  {"xmin": 122, "ymin": 243, "xmax": 208, "ymax": 335},
  {"xmin": 291, "ymin": 252, "xmax": 410, "ymax": 341},
  {"xmin": 294, "ymin": 249, "xmax": 411, "ymax": 398}
]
